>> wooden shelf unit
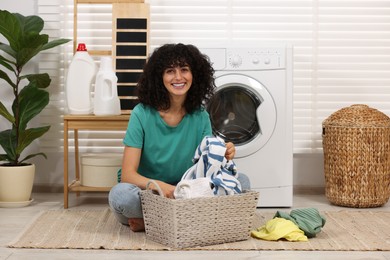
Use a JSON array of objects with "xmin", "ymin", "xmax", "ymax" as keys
[
  {"xmin": 64, "ymin": 0, "xmax": 148, "ymax": 208},
  {"xmin": 63, "ymin": 114, "xmax": 129, "ymax": 208}
]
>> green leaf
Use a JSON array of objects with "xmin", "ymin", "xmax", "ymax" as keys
[
  {"xmin": 0, "ymin": 43, "xmax": 16, "ymax": 59},
  {"xmin": 19, "ymin": 152, "xmax": 47, "ymax": 164},
  {"xmin": 14, "ymin": 13, "xmax": 44, "ymax": 34},
  {"xmin": 15, "ymin": 34, "xmax": 47, "ymax": 68},
  {"xmin": 22, "ymin": 73, "xmax": 51, "ymax": 89},
  {"xmin": 0, "ymin": 129, "xmax": 17, "ymax": 162},
  {"xmin": 0, "ymin": 10, "xmax": 22, "ymax": 50},
  {"xmin": 0, "ymin": 124, "xmax": 50, "ymax": 165},
  {"xmin": 0, "ymin": 154, "xmax": 12, "ymax": 162},
  {"xmin": 16, "ymin": 126, "xmax": 50, "ymax": 155},
  {"xmin": 42, "ymin": 38, "xmax": 72, "ymax": 51},
  {"xmin": 13, "ymin": 84, "xmax": 49, "ymax": 131},
  {"xmin": 0, "ymin": 69, "xmax": 16, "ymax": 88},
  {"xmin": 0, "ymin": 101, "xmax": 15, "ymax": 123},
  {"xmin": 0, "ymin": 53, "xmax": 15, "ymax": 71},
  {"xmin": 8, "ymin": 12, "xmax": 43, "ymax": 52}
]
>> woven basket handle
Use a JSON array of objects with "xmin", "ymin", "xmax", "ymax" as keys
[{"xmin": 145, "ymin": 180, "xmax": 165, "ymax": 197}]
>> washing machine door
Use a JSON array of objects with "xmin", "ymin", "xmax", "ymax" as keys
[{"xmin": 207, "ymin": 74, "xmax": 277, "ymax": 158}]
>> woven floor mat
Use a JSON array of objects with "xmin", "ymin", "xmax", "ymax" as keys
[{"xmin": 8, "ymin": 208, "xmax": 390, "ymax": 251}]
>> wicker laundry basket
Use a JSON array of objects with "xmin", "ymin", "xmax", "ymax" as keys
[
  {"xmin": 322, "ymin": 104, "xmax": 390, "ymax": 208},
  {"xmin": 140, "ymin": 180, "xmax": 259, "ymax": 248}
]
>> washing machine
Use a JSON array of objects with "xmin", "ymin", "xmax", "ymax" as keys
[{"xmin": 201, "ymin": 45, "xmax": 293, "ymax": 207}]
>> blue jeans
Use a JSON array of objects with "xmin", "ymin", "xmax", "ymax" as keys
[{"xmin": 108, "ymin": 174, "xmax": 251, "ymax": 225}]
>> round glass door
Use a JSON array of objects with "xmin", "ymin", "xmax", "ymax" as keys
[
  {"xmin": 207, "ymin": 85, "xmax": 261, "ymax": 146},
  {"xmin": 207, "ymin": 74, "xmax": 277, "ymax": 158}
]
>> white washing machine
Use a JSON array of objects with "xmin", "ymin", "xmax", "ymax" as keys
[{"xmin": 201, "ymin": 45, "xmax": 293, "ymax": 207}]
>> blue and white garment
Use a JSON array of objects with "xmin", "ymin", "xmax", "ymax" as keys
[{"xmin": 181, "ymin": 136, "xmax": 242, "ymax": 195}]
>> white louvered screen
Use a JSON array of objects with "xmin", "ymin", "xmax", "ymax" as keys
[
  {"xmin": 37, "ymin": 0, "xmax": 72, "ymax": 153},
  {"xmin": 300, "ymin": 0, "xmax": 390, "ymax": 152},
  {"xmin": 37, "ymin": 0, "xmax": 390, "ymax": 154},
  {"xmin": 38, "ymin": 0, "xmax": 126, "ymax": 153}
]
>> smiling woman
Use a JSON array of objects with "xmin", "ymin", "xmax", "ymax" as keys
[
  {"xmin": 108, "ymin": 43, "xmax": 217, "ymax": 230},
  {"xmin": 107, "ymin": 43, "xmax": 249, "ymax": 232}
]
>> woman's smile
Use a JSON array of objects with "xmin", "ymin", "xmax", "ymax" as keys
[{"xmin": 172, "ymin": 82, "xmax": 186, "ymax": 89}]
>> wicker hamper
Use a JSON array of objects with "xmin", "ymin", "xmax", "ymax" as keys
[
  {"xmin": 140, "ymin": 180, "xmax": 259, "ymax": 248},
  {"xmin": 322, "ymin": 104, "xmax": 390, "ymax": 207}
]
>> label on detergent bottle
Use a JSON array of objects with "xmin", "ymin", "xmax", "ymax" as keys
[{"xmin": 66, "ymin": 43, "xmax": 96, "ymax": 114}]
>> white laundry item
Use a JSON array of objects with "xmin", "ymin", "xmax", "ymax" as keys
[{"xmin": 174, "ymin": 178, "xmax": 214, "ymax": 199}]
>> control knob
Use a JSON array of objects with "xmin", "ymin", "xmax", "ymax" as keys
[{"xmin": 230, "ymin": 55, "xmax": 242, "ymax": 67}]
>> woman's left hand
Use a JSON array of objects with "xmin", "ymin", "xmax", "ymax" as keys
[{"xmin": 225, "ymin": 142, "xmax": 236, "ymax": 160}]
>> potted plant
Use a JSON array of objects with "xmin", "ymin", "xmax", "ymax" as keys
[{"xmin": 0, "ymin": 9, "xmax": 70, "ymax": 207}]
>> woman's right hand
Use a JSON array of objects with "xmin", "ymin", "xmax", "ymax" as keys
[
  {"xmin": 121, "ymin": 146, "xmax": 176, "ymax": 198},
  {"xmin": 151, "ymin": 180, "xmax": 176, "ymax": 199}
]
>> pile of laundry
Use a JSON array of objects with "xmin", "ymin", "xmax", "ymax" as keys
[
  {"xmin": 251, "ymin": 208, "xmax": 326, "ymax": 242},
  {"xmin": 174, "ymin": 136, "xmax": 242, "ymax": 199}
]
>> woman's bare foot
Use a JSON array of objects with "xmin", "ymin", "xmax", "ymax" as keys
[{"xmin": 128, "ymin": 218, "xmax": 145, "ymax": 232}]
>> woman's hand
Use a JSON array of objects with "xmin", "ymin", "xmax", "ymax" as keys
[
  {"xmin": 151, "ymin": 180, "xmax": 176, "ymax": 199},
  {"xmin": 225, "ymin": 142, "xmax": 236, "ymax": 160}
]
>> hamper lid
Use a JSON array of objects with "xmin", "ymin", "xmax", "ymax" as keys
[{"xmin": 322, "ymin": 104, "xmax": 390, "ymax": 128}]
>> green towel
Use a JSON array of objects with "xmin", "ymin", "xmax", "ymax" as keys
[{"xmin": 274, "ymin": 208, "xmax": 326, "ymax": 238}]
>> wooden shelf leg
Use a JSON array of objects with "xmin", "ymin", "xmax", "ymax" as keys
[
  {"xmin": 64, "ymin": 119, "xmax": 69, "ymax": 209},
  {"xmin": 74, "ymin": 129, "xmax": 80, "ymax": 197}
]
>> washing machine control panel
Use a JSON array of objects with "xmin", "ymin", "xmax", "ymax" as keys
[{"xmin": 226, "ymin": 48, "xmax": 285, "ymax": 70}]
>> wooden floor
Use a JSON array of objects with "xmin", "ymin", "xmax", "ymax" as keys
[{"xmin": 1, "ymin": 191, "xmax": 389, "ymax": 260}]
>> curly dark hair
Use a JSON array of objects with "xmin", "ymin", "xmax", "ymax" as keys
[{"xmin": 137, "ymin": 43, "xmax": 215, "ymax": 114}]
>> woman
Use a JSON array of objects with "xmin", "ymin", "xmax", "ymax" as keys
[{"xmin": 108, "ymin": 43, "xmax": 250, "ymax": 232}]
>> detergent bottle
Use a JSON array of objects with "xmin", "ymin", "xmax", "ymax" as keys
[
  {"xmin": 66, "ymin": 43, "xmax": 96, "ymax": 114},
  {"xmin": 93, "ymin": 56, "xmax": 121, "ymax": 116}
]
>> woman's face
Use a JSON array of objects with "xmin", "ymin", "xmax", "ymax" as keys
[{"xmin": 162, "ymin": 64, "xmax": 193, "ymax": 99}]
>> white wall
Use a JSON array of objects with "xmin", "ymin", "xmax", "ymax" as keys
[
  {"xmin": 0, "ymin": 1, "xmax": 326, "ymax": 193},
  {"xmin": 0, "ymin": 0, "xmax": 35, "ymax": 14}
]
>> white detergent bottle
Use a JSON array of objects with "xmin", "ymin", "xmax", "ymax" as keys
[
  {"xmin": 93, "ymin": 56, "xmax": 121, "ymax": 116},
  {"xmin": 66, "ymin": 43, "xmax": 96, "ymax": 114}
]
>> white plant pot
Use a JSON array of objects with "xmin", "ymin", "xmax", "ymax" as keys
[{"xmin": 0, "ymin": 164, "xmax": 35, "ymax": 207}]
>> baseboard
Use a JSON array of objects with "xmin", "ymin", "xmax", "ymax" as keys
[
  {"xmin": 32, "ymin": 184, "xmax": 64, "ymax": 193},
  {"xmin": 293, "ymin": 185, "xmax": 325, "ymax": 195}
]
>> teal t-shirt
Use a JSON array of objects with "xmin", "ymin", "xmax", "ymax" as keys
[{"xmin": 119, "ymin": 103, "xmax": 212, "ymax": 184}]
